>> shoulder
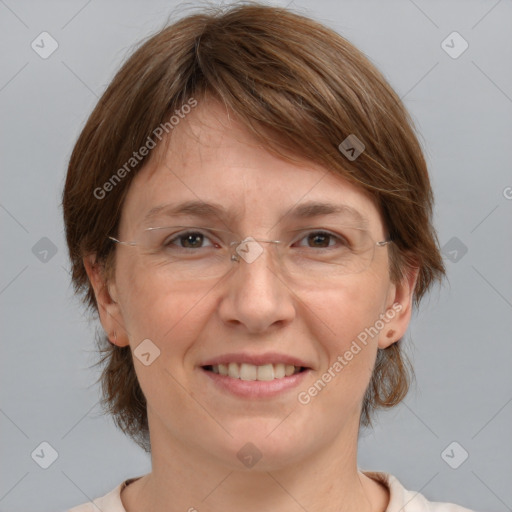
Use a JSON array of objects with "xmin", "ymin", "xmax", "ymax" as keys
[
  {"xmin": 67, "ymin": 482, "xmax": 124, "ymax": 512},
  {"xmin": 362, "ymin": 471, "xmax": 477, "ymax": 512},
  {"xmin": 67, "ymin": 472, "xmax": 477, "ymax": 512},
  {"xmin": 67, "ymin": 476, "xmax": 143, "ymax": 512}
]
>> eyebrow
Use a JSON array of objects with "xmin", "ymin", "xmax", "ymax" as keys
[
  {"xmin": 289, "ymin": 201, "xmax": 368, "ymax": 227},
  {"xmin": 142, "ymin": 200, "xmax": 368, "ymax": 227},
  {"xmin": 143, "ymin": 201, "xmax": 237, "ymax": 225}
]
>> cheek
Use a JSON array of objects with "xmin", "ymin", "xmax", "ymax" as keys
[
  {"xmin": 302, "ymin": 273, "xmax": 389, "ymax": 402},
  {"xmin": 305, "ymin": 270, "xmax": 389, "ymax": 345},
  {"xmin": 114, "ymin": 265, "xmax": 214, "ymax": 408},
  {"xmin": 115, "ymin": 258, "xmax": 210, "ymax": 350}
]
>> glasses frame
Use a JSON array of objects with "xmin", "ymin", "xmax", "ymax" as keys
[{"xmin": 108, "ymin": 225, "xmax": 392, "ymax": 275}]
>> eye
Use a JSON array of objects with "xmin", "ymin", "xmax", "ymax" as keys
[
  {"xmin": 163, "ymin": 230, "xmax": 217, "ymax": 250},
  {"xmin": 294, "ymin": 231, "xmax": 349, "ymax": 249}
]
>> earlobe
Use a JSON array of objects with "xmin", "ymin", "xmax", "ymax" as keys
[
  {"xmin": 83, "ymin": 255, "xmax": 130, "ymax": 347},
  {"xmin": 378, "ymin": 266, "xmax": 419, "ymax": 349},
  {"xmin": 385, "ymin": 329, "xmax": 395, "ymax": 340}
]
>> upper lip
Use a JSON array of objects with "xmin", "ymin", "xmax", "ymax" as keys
[{"xmin": 200, "ymin": 352, "xmax": 312, "ymax": 369}]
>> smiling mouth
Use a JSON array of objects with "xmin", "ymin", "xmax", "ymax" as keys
[{"xmin": 202, "ymin": 363, "xmax": 307, "ymax": 381}]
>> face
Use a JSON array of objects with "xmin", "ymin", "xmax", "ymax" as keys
[{"xmin": 87, "ymin": 99, "xmax": 416, "ymax": 471}]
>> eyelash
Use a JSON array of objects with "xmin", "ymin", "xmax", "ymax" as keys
[{"xmin": 163, "ymin": 229, "xmax": 350, "ymax": 250}]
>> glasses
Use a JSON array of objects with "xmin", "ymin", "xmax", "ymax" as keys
[{"xmin": 108, "ymin": 225, "xmax": 391, "ymax": 285}]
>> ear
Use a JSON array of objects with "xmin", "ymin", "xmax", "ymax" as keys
[
  {"xmin": 378, "ymin": 265, "xmax": 419, "ymax": 349},
  {"xmin": 83, "ymin": 254, "xmax": 130, "ymax": 347}
]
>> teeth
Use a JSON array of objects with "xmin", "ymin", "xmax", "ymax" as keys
[
  {"xmin": 257, "ymin": 364, "xmax": 274, "ymax": 381},
  {"xmin": 209, "ymin": 362, "xmax": 303, "ymax": 380},
  {"xmin": 240, "ymin": 363, "xmax": 257, "ymax": 381},
  {"xmin": 228, "ymin": 362, "xmax": 239, "ymax": 379},
  {"xmin": 274, "ymin": 364, "xmax": 286, "ymax": 378}
]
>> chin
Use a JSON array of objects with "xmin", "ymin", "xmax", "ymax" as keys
[{"xmin": 207, "ymin": 421, "xmax": 314, "ymax": 471}]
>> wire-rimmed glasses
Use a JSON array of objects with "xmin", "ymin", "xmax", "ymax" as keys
[{"xmin": 108, "ymin": 225, "xmax": 392, "ymax": 284}]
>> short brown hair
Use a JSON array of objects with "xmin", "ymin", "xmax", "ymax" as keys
[{"xmin": 62, "ymin": 2, "xmax": 445, "ymax": 452}]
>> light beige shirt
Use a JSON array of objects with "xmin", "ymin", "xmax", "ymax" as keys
[{"xmin": 68, "ymin": 471, "xmax": 476, "ymax": 512}]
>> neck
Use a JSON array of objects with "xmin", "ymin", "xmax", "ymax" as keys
[{"xmin": 121, "ymin": 412, "xmax": 388, "ymax": 512}]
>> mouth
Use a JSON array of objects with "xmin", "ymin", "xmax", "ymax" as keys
[
  {"xmin": 199, "ymin": 353, "xmax": 312, "ymax": 398},
  {"xmin": 202, "ymin": 363, "xmax": 307, "ymax": 381},
  {"xmin": 200, "ymin": 358, "xmax": 311, "ymax": 398}
]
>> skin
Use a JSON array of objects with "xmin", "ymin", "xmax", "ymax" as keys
[{"xmin": 85, "ymin": 98, "xmax": 418, "ymax": 512}]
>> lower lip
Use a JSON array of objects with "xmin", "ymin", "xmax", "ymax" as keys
[{"xmin": 200, "ymin": 367, "xmax": 310, "ymax": 398}]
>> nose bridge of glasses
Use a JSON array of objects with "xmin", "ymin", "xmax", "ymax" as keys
[{"xmin": 229, "ymin": 236, "xmax": 283, "ymax": 265}]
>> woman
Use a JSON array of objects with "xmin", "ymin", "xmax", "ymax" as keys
[{"xmin": 63, "ymin": 3, "xmax": 475, "ymax": 511}]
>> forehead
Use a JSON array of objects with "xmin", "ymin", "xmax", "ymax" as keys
[{"xmin": 119, "ymin": 100, "xmax": 384, "ymax": 233}]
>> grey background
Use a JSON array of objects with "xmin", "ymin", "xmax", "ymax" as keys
[{"xmin": 1, "ymin": 0, "xmax": 511, "ymax": 511}]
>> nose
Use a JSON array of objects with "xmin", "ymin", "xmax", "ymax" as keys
[{"xmin": 217, "ymin": 241, "xmax": 296, "ymax": 334}]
